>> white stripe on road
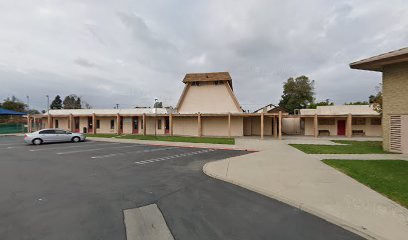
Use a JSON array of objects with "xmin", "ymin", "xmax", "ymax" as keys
[
  {"xmin": 57, "ymin": 144, "xmax": 146, "ymax": 155},
  {"xmin": 135, "ymin": 149, "xmax": 215, "ymax": 165},
  {"xmin": 29, "ymin": 142, "xmax": 119, "ymax": 152},
  {"xmin": 91, "ymin": 147, "xmax": 178, "ymax": 159}
]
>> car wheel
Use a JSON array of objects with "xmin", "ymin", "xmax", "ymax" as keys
[
  {"xmin": 32, "ymin": 138, "xmax": 43, "ymax": 145},
  {"xmin": 72, "ymin": 137, "xmax": 80, "ymax": 143}
]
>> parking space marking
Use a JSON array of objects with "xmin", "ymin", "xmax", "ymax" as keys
[
  {"xmin": 56, "ymin": 144, "xmax": 147, "ymax": 155},
  {"xmin": 135, "ymin": 149, "xmax": 215, "ymax": 165},
  {"xmin": 29, "ymin": 142, "xmax": 120, "ymax": 152},
  {"xmin": 91, "ymin": 146, "xmax": 178, "ymax": 159}
]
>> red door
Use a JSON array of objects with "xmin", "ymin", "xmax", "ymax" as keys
[{"xmin": 337, "ymin": 120, "xmax": 346, "ymax": 136}]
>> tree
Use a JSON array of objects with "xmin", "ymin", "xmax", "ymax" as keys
[
  {"xmin": 63, "ymin": 95, "xmax": 82, "ymax": 109},
  {"xmin": 308, "ymin": 99, "xmax": 334, "ymax": 109},
  {"xmin": 50, "ymin": 95, "xmax": 63, "ymax": 109},
  {"xmin": 369, "ymin": 83, "xmax": 382, "ymax": 114},
  {"xmin": 1, "ymin": 96, "xmax": 27, "ymax": 112},
  {"xmin": 278, "ymin": 76, "xmax": 315, "ymax": 114}
]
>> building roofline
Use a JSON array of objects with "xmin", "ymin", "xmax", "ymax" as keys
[{"xmin": 350, "ymin": 47, "xmax": 408, "ymax": 72}]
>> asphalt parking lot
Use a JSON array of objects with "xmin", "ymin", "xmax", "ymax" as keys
[{"xmin": 0, "ymin": 136, "xmax": 364, "ymax": 240}]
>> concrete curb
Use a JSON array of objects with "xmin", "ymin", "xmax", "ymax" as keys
[
  {"xmin": 87, "ymin": 137, "xmax": 257, "ymax": 152},
  {"xmin": 203, "ymin": 159, "xmax": 380, "ymax": 240}
]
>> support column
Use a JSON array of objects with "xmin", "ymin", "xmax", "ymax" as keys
[
  {"xmin": 69, "ymin": 114, "xmax": 74, "ymax": 132},
  {"xmin": 142, "ymin": 114, "xmax": 146, "ymax": 136},
  {"xmin": 278, "ymin": 111, "xmax": 282, "ymax": 140},
  {"xmin": 198, "ymin": 113, "xmax": 202, "ymax": 137},
  {"xmin": 347, "ymin": 113, "xmax": 352, "ymax": 138},
  {"xmin": 228, "ymin": 113, "xmax": 231, "ymax": 138},
  {"xmin": 273, "ymin": 116, "xmax": 277, "ymax": 138},
  {"xmin": 47, "ymin": 114, "xmax": 52, "ymax": 128},
  {"xmin": 260, "ymin": 112, "xmax": 264, "ymax": 140},
  {"xmin": 92, "ymin": 113, "xmax": 96, "ymax": 134},
  {"xmin": 314, "ymin": 114, "xmax": 318, "ymax": 138},
  {"xmin": 169, "ymin": 113, "xmax": 173, "ymax": 136},
  {"xmin": 116, "ymin": 114, "xmax": 121, "ymax": 135},
  {"xmin": 26, "ymin": 114, "xmax": 31, "ymax": 133}
]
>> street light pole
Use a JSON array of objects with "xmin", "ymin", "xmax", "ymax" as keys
[
  {"xmin": 46, "ymin": 95, "xmax": 49, "ymax": 113},
  {"xmin": 26, "ymin": 96, "xmax": 30, "ymax": 110},
  {"xmin": 154, "ymin": 98, "xmax": 158, "ymax": 137}
]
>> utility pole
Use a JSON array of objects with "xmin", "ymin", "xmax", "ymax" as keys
[
  {"xmin": 46, "ymin": 95, "xmax": 49, "ymax": 113},
  {"xmin": 154, "ymin": 98, "xmax": 158, "ymax": 137},
  {"xmin": 26, "ymin": 96, "xmax": 30, "ymax": 110},
  {"xmin": 115, "ymin": 104, "xmax": 119, "ymax": 109}
]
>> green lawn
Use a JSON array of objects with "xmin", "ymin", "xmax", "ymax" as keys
[
  {"xmin": 290, "ymin": 140, "xmax": 392, "ymax": 154},
  {"xmin": 323, "ymin": 160, "xmax": 408, "ymax": 208},
  {"xmin": 86, "ymin": 134, "xmax": 235, "ymax": 145}
]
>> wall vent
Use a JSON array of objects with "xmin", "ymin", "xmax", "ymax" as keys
[{"xmin": 390, "ymin": 115, "xmax": 402, "ymax": 152}]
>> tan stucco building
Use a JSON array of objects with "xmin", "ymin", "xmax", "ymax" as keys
[
  {"xmin": 350, "ymin": 47, "xmax": 408, "ymax": 153},
  {"xmin": 299, "ymin": 105, "xmax": 382, "ymax": 137},
  {"xmin": 28, "ymin": 72, "xmax": 285, "ymax": 139},
  {"xmin": 27, "ymin": 71, "xmax": 386, "ymax": 140}
]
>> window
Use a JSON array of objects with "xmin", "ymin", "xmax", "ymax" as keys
[
  {"xmin": 55, "ymin": 130, "xmax": 66, "ymax": 134},
  {"xmin": 39, "ymin": 130, "xmax": 56, "ymax": 134},
  {"xmin": 55, "ymin": 119, "xmax": 59, "ymax": 128},
  {"xmin": 191, "ymin": 81, "xmax": 200, "ymax": 86},
  {"xmin": 371, "ymin": 118, "xmax": 381, "ymax": 125},
  {"xmin": 141, "ymin": 119, "xmax": 144, "ymax": 129},
  {"xmin": 110, "ymin": 119, "xmax": 115, "ymax": 129},
  {"xmin": 96, "ymin": 120, "xmax": 100, "ymax": 129},
  {"xmin": 157, "ymin": 119, "xmax": 162, "ymax": 129},
  {"xmin": 318, "ymin": 118, "xmax": 335, "ymax": 125},
  {"xmin": 120, "ymin": 117, "xmax": 123, "ymax": 130},
  {"xmin": 352, "ymin": 118, "xmax": 366, "ymax": 125}
]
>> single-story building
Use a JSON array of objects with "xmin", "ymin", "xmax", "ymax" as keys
[
  {"xmin": 27, "ymin": 72, "xmax": 384, "ymax": 140},
  {"xmin": 350, "ymin": 47, "xmax": 408, "ymax": 153},
  {"xmin": 28, "ymin": 72, "xmax": 286, "ymax": 139},
  {"xmin": 298, "ymin": 105, "xmax": 382, "ymax": 137}
]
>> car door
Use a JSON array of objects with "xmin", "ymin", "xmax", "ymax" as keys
[
  {"xmin": 39, "ymin": 129, "xmax": 57, "ymax": 142},
  {"xmin": 53, "ymin": 130, "xmax": 66, "ymax": 142}
]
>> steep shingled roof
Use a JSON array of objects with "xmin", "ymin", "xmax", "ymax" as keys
[{"xmin": 182, "ymin": 72, "xmax": 232, "ymax": 83}]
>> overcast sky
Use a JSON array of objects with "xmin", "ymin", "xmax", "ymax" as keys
[{"xmin": 1, "ymin": 0, "xmax": 407, "ymax": 111}]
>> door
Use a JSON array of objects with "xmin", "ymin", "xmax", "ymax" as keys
[
  {"xmin": 74, "ymin": 117, "xmax": 80, "ymax": 133},
  {"xmin": 337, "ymin": 120, "xmax": 346, "ymax": 136},
  {"xmin": 132, "ymin": 117, "xmax": 139, "ymax": 134}
]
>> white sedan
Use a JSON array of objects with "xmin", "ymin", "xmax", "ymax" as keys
[{"xmin": 24, "ymin": 129, "xmax": 86, "ymax": 145}]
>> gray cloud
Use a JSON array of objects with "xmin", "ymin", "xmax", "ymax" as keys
[
  {"xmin": 74, "ymin": 58, "xmax": 97, "ymax": 68},
  {"xmin": 0, "ymin": 0, "xmax": 407, "ymax": 111}
]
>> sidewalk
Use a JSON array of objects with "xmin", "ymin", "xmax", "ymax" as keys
[
  {"xmin": 204, "ymin": 141, "xmax": 408, "ymax": 240},
  {"xmin": 311, "ymin": 154, "xmax": 408, "ymax": 160}
]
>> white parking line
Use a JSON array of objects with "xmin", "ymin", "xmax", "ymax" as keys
[
  {"xmin": 29, "ymin": 142, "xmax": 119, "ymax": 152},
  {"xmin": 0, "ymin": 143, "xmax": 23, "ymax": 146},
  {"xmin": 91, "ymin": 147, "xmax": 178, "ymax": 159},
  {"xmin": 56, "ymin": 144, "xmax": 146, "ymax": 155},
  {"xmin": 135, "ymin": 149, "xmax": 215, "ymax": 165}
]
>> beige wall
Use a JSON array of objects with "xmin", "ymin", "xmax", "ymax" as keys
[
  {"xmin": 123, "ymin": 117, "xmax": 133, "ymax": 134},
  {"xmin": 178, "ymin": 82, "xmax": 241, "ymax": 113},
  {"xmin": 96, "ymin": 117, "xmax": 116, "ymax": 134},
  {"xmin": 382, "ymin": 62, "xmax": 408, "ymax": 152},
  {"xmin": 54, "ymin": 117, "xmax": 69, "ymax": 131},
  {"xmin": 173, "ymin": 117, "xmax": 198, "ymax": 136},
  {"xmin": 201, "ymin": 116, "xmax": 243, "ymax": 137},
  {"xmin": 282, "ymin": 118, "xmax": 300, "ymax": 135},
  {"xmin": 243, "ymin": 116, "xmax": 273, "ymax": 136}
]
